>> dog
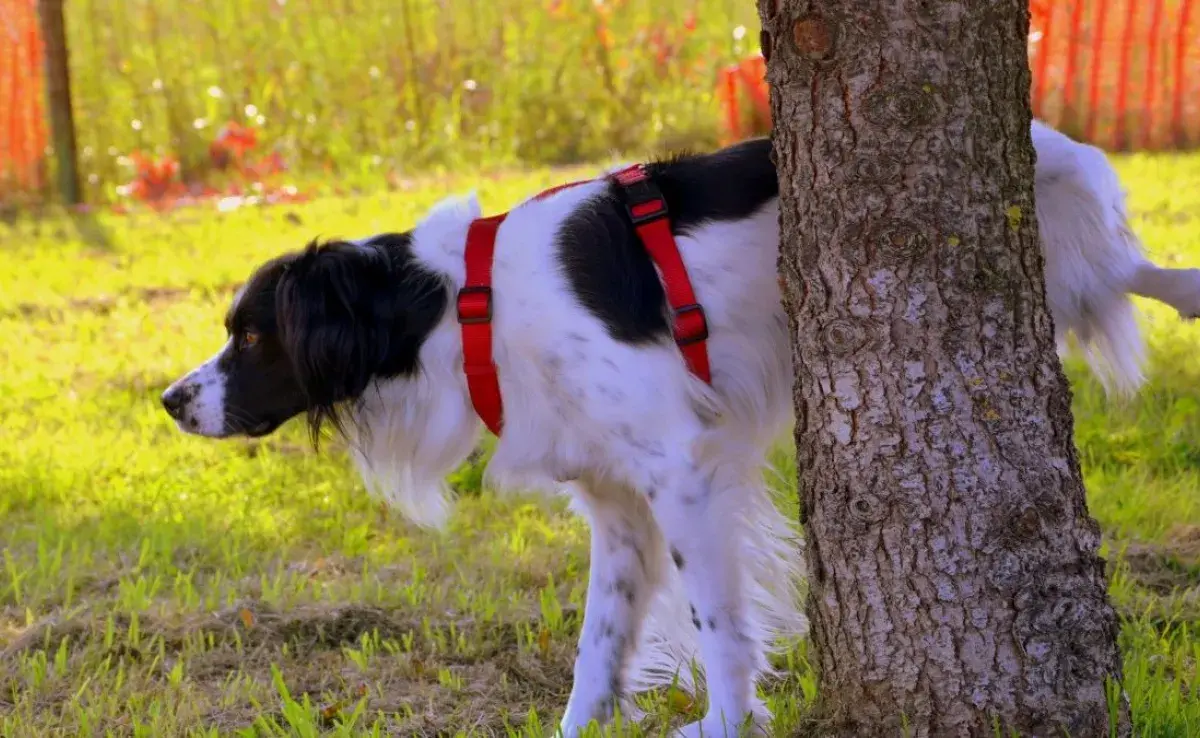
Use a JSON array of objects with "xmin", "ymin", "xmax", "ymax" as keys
[{"xmin": 161, "ymin": 121, "xmax": 1200, "ymax": 736}]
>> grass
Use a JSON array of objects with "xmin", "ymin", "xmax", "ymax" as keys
[
  {"xmin": 49, "ymin": 0, "xmax": 759, "ymax": 203},
  {"xmin": 19, "ymin": 0, "xmax": 1195, "ymax": 206},
  {"xmin": 3, "ymin": 152, "xmax": 1200, "ymax": 736}
]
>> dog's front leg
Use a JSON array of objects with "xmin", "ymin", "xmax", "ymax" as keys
[{"xmin": 559, "ymin": 480, "xmax": 664, "ymax": 736}]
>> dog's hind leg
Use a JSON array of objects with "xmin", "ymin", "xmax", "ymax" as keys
[
  {"xmin": 634, "ymin": 453, "xmax": 773, "ymax": 737},
  {"xmin": 559, "ymin": 478, "xmax": 665, "ymax": 736},
  {"xmin": 1130, "ymin": 261, "xmax": 1200, "ymax": 320}
]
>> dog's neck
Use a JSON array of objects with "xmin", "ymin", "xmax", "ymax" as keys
[{"xmin": 344, "ymin": 193, "xmax": 487, "ymax": 529}]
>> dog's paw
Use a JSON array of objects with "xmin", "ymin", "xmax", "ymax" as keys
[
  {"xmin": 557, "ymin": 714, "xmax": 603, "ymax": 738},
  {"xmin": 673, "ymin": 715, "xmax": 768, "ymax": 738}
]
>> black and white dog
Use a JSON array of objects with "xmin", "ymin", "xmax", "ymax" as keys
[{"xmin": 162, "ymin": 121, "xmax": 1200, "ymax": 736}]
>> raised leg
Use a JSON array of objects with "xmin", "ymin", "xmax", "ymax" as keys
[
  {"xmin": 1131, "ymin": 261, "xmax": 1200, "ymax": 319},
  {"xmin": 559, "ymin": 479, "xmax": 665, "ymax": 736}
]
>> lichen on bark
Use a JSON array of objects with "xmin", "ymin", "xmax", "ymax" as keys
[{"xmin": 755, "ymin": 1, "xmax": 1129, "ymax": 735}]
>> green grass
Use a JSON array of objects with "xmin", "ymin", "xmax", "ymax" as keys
[
  {"xmin": 48, "ymin": 0, "xmax": 760, "ymax": 203},
  {"xmin": 4, "ymin": 153, "xmax": 1200, "ymax": 736}
]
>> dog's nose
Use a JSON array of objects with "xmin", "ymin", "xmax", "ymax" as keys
[{"xmin": 161, "ymin": 384, "xmax": 189, "ymax": 420}]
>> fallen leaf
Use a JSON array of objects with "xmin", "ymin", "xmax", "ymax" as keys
[
  {"xmin": 666, "ymin": 686, "xmax": 695, "ymax": 715},
  {"xmin": 318, "ymin": 699, "xmax": 345, "ymax": 725}
]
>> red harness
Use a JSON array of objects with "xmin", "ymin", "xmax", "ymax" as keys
[{"xmin": 456, "ymin": 164, "xmax": 711, "ymax": 435}]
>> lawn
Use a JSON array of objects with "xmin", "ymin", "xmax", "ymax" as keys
[{"xmin": 3, "ymin": 154, "xmax": 1200, "ymax": 737}]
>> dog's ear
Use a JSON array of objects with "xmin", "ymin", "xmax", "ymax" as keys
[{"xmin": 275, "ymin": 241, "xmax": 388, "ymax": 442}]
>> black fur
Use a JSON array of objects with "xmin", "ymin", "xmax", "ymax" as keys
[
  {"xmin": 556, "ymin": 137, "xmax": 777, "ymax": 344},
  {"xmin": 217, "ymin": 233, "xmax": 447, "ymax": 442},
  {"xmin": 210, "ymin": 255, "xmax": 308, "ymax": 438},
  {"xmin": 174, "ymin": 139, "xmax": 774, "ymax": 442},
  {"xmin": 643, "ymin": 137, "xmax": 779, "ymax": 231}
]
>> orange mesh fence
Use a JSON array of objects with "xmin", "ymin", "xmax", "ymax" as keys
[
  {"xmin": 1030, "ymin": 0, "xmax": 1200, "ymax": 150},
  {"xmin": 720, "ymin": 1, "xmax": 1200, "ymax": 152},
  {"xmin": 4, "ymin": 3, "xmax": 1199, "ymax": 203},
  {"xmin": 0, "ymin": 0, "xmax": 46, "ymax": 195}
]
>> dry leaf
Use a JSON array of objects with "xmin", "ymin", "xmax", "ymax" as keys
[
  {"xmin": 666, "ymin": 686, "xmax": 695, "ymax": 714},
  {"xmin": 319, "ymin": 699, "xmax": 345, "ymax": 725},
  {"xmin": 537, "ymin": 628, "xmax": 552, "ymax": 657}
]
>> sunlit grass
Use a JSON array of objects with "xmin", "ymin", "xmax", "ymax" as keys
[
  {"xmin": 3, "ymin": 153, "xmax": 1200, "ymax": 734},
  {"xmin": 60, "ymin": 0, "xmax": 761, "ymax": 203}
]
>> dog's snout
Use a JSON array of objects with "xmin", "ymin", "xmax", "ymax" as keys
[{"xmin": 161, "ymin": 383, "xmax": 194, "ymax": 420}]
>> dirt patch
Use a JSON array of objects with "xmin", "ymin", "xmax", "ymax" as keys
[
  {"xmin": 1, "ymin": 602, "xmax": 585, "ymax": 735},
  {"xmin": 1119, "ymin": 525, "xmax": 1200, "ymax": 594},
  {"xmin": 0, "ymin": 601, "xmax": 541, "ymax": 663}
]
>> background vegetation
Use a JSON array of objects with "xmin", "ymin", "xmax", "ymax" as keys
[{"xmin": 58, "ymin": 0, "xmax": 756, "ymax": 203}]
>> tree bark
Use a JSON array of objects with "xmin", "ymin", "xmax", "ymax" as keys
[
  {"xmin": 37, "ymin": 0, "xmax": 82, "ymax": 205},
  {"xmin": 755, "ymin": 1, "xmax": 1129, "ymax": 735}
]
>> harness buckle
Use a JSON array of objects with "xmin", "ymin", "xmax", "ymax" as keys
[
  {"xmin": 614, "ymin": 166, "xmax": 669, "ymax": 226},
  {"xmin": 456, "ymin": 286, "xmax": 493, "ymax": 325},
  {"xmin": 673, "ymin": 303, "xmax": 709, "ymax": 346}
]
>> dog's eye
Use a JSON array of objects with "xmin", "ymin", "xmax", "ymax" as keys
[{"xmin": 240, "ymin": 331, "xmax": 260, "ymax": 349}]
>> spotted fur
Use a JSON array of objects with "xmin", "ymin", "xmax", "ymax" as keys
[{"xmin": 162, "ymin": 122, "xmax": 1200, "ymax": 737}]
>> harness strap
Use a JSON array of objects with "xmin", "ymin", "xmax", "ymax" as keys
[
  {"xmin": 611, "ymin": 164, "xmax": 711, "ymax": 383},
  {"xmin": 458, "ymin": 167, "xmax": 712, "ymax": 435},
  {"xmin": 459, "ymin": 214, "xmax": 506, "ymax": 435}
]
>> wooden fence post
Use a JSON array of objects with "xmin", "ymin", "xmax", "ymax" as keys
[{"xmin": 37, "ymin": 0, "xmax": 81, "ymax": 204}]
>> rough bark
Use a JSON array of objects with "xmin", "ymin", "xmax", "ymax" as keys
[
  {"xmin": 37, "ymin": 0, "xmax": 82, "ymax": 205},
  {"xmin": 755, "ymin": 1, "xmax": 1129, "ymax": 735}
]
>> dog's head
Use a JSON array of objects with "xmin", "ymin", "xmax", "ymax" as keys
[{"xmin": 161, "ymin": 234, "xmax": 449, "ymax": 442}]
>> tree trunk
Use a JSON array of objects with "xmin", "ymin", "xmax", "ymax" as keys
[
  {"xmin": 37, "ymin": 0, "xmax": 82, "ymax": 205},
  {"xmin": 755, "ymin": 1, "xmax": 1129, "ymax": 735}
]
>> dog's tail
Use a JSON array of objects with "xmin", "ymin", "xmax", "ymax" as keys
[
  {"xmin": 1033, "ymin": 121, "xmax": 1200, "ymax": 394},
  {"xmin": 1032, "ymin": 122, "xmax": 1151, "ymax": 394}
]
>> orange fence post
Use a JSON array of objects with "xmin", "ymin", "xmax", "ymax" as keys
[
  {"xmin": 1114, "ymin": 0, "xmax": 1138, "ymax": 150},
  {"xmin": 1032, "ymin": 1, "xmax": 1055, "ymax": 117},
  {"xmin": 1174, "ymin": 0, "xmax": 1195, "ymax": 148},
  {"xmin": 0, "ymin": 0, "xmax": 48, "ymax": 195},
  {"xmin": 1142, "ymin": 0, "xmax": 1165, "ymax": 149},
  {"xmin": 1064, "ymin": 0, "xmax": 1086, "ymax": 126},
  {"xmin": 1085, "ymin": 0, "xmax": 1111, "ymax": 142}
]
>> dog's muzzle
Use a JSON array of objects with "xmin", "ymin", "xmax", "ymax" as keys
[
  {"xmin": 160, "ymin": 364, "xmax": 228, "ymax": 436},
  {"xmin": 161, "ymin": 382, "xmax": 196, "ymax": 422}
]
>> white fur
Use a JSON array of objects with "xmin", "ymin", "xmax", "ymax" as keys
[
  {"xmin": 171, "ymin": 121, "xmax": 1199, "ymax": 736},
  {"xmin": 342, "ymin": 123, "xmax": 1199, "ymax": 736},
  {"xmin": 341, "ymin": 178, "xmax": 804, "ymax": 735},
  {"xmin": 1031, "ymin": 119, "xmax": 1200, "ymax": 391},
  {"xmin": 166, "ymin": 342, "xmax": 231, "ymax": 436}
]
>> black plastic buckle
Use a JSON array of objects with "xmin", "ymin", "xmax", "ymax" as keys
[
  {"xmin": 615, "ymin": 168, "xmax": 669, "ymax": 226},
  {"xmin": 456, "ymin": 286, "xmax": 493, "ymax": 324},
  {"xmin": 673, "ymin": 304, "xmax": 709, "ymax": 346}
]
